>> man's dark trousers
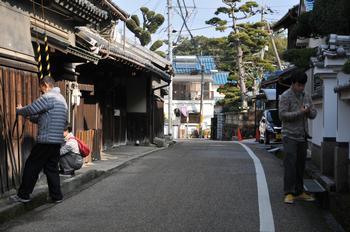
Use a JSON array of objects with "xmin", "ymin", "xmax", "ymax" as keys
[
  {"xmin": 283, "ymin": 137, "xmax": 307, "ymax": 195},
  {"xmin": 18, "ymin": 143, "xmax": 62, "ymax": 200}
]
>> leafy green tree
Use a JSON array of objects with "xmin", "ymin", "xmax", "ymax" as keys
[
  {"xmin": 173, "ymin": 36, "xmax": 236, "ymax": 71},
  {"xmin": 126, "ymin": 7, "xmax": 165, "ymax": 53},
  {"xmin": 282, "ymin": 48, "xmax": 316, "ymax": 69},
  {"xmin": 174, "ymin": 30, "xmax": 286, "ymax": 110},
  {"xmin": 174, "ymin": 33, "xmax": 283, "ymax": 110},
  {"xmin": 206, "ymin": 0, "xmax": 271, "ymax": 111},
  {"xmin": 293, "ymin": 0, "xmax": 350, "ymax": 38},
  {"xmin": 343, "ymin": 60, "xmax": 350, "ymax": 74}
]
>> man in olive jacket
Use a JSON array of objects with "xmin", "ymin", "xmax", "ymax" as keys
[
  {"xmin": 279, "ymin": 70, "xmax": 317, "ymax": 204},
  {"xmin": 10, "ymin": 76, "xmax": 67, "ymax": 203}
]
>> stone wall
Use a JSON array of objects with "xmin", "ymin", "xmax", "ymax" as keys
[{"xmin": 222, "ymin": 111, "xmax": 260, "ymax": 140}]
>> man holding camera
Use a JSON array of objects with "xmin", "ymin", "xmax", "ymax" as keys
[{"xmin": 279, "ymin": 70, "xmax": 317, "ymax": 204}]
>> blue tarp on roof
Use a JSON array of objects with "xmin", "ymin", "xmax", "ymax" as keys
[
  {"xmin": 213, "ymin": 72, "xmax": 230, "ymax": 85},
  {"xmin": 263, "ymin": 70, "xmax": 284, "ymax": 81},
  {"xmin": 173, "ymin": 56, "xmax": 216, "ymax": 74},
  {"xmin": 263, "ymin": 66, "xmax": 297, "ymax": 81}
]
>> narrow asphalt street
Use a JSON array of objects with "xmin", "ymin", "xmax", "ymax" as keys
[{"xmin": 0, "ymin": 141, "xmax": 337, "ymax": 232}]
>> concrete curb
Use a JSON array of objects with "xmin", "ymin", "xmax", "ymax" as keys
[{"xmin": 0, "ymin": 146, "xmax": 168, "ymax": 224}]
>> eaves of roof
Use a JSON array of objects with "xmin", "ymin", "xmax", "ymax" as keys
[
  {"xmin": 31, "ymin": 27, "xmax": 100, "ymax": 63},
  {"xmin": 76, "ymin": 27, "xmax": 171, "ymax": 82},
  {"xmin": 260, "ymin": 66, "xmax": 298, "ymax": 87},
  {"xmin": 52, "ymin": 0, "xmax": 129, "ymax": 23},
  {"xmin": 272, "ymin": 5, "xmax": 299, "ymax": 31},
  {"xmin": 173, "ymin": 56, "xmax": 216, "ymax": 75},
  {"xmin": 334, "ymin": 83, "xmax": 350, "ymax": 93},
  {"xmin": 99, "ymin": 0, "xmax": 129, "ymax": 21},
  {"xmin": 213, "ymin": 72, "xmax": 229, "ymax": 85}
]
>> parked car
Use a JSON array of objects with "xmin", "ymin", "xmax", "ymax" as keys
[{"xmin": 259, "ymin": 109, "xmax": 282, "ymax": 144}]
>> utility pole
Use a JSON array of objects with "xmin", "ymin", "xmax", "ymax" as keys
[
  {"xmin": 266, "ymin": 22, "xmax": 283, "ymax": 70},
  {"xmin": 259, "ymin": 5, "xmax": 282, "ymax": 70},
  {"xmin": 167, "ymin": 0, "xmax": 173, "ymax": 136},
  {"xmin": 260, "ymin": 6, "xmax": 265, "ymax": 61},
  {"xmin": 254, "ymin": 5, "xmax": 266, "ymax": 136},
  {"xmin": 199, "ymin": 61, "xmax": 204, "ymax": 138}
]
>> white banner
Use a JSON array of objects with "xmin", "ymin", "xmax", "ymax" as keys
[{"xmin": 304, "ymin": 0, "xmax": 314, "ymax": 12}]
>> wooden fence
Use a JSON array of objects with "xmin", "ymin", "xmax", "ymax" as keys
[{"xmin": 76, "ymin": 129, "xmax": 102, "ymax": 163}]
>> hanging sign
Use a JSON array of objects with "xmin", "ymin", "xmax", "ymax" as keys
[{"xmin": 304, "ymin": 0, "xmax": 314, "ymax": 12}]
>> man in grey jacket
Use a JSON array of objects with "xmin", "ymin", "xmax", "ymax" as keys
[
  {"xmin": 10, "ymin": 76, "xmax": 67, "ymax": 203},
  {"xmin": 279, "ymin": 70, "xmax": 317, "ymax": 204}
]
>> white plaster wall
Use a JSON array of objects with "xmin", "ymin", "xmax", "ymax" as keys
[
  {"xmin": 0, "ymin": 4, "xmax": 35, "ymax": 58},
  {"xmin": 336, "ymin": 72, "xmax": 350, "ymax": 142},
  {"xmin": 305, "ymin": 69, "xmax": 313, "ymax": 94},
  {"xmin": 202, "ymin": 101, "xmax": 215, "ymax": 128},
  {"xmin": 322, "ymin": 78, "xmax": 338, "ymax": 138},
  {"xmin": 311, "ymin": 104, "xmax": 323, "ymax": 146},
  {"xmin": 163, "ymin": 100, "xmax": 174, "ymax": 123},
  {"xmin": 164, "ymin": 100, "xmax": 215, "ymax": 129},
  {"xmin": 337, "ymin": 99, "xmax": 350, "ymax": 142},
  {"xmin": 212, "ymin": 84, "xmax": 225, "ymax": 102},
  {"xmin": 308, "ymin": 38, "xmax": 326, "ymax": 48}
]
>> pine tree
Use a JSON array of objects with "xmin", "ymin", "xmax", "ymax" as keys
[
  {"xmin": 206, "ymin": 0, "xmax": 270, "ymax": 111},
  {"xmin": 126, "ymin": 7, "xmax": 165, "ymax": 54}
]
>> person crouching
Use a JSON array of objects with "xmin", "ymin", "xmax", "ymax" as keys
[{"xmin": 59, "ymin": 124, "xmax": 83, "ymax": 176}]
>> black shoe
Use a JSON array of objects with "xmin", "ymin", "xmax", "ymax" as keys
[{"xmin": 59, "ymin": 170, "xmax": 74, "ymax": 176}]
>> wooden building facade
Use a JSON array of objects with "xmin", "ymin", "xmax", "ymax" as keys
[{"xmin": 0, "ymin": 0, "xmax": 170, "ymax": 195}]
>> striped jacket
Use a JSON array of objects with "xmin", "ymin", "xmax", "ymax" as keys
[
  {"xmin": 16, "ymin": 87, "xmax": 68, "ymax": 144},
  {"xmin": 278, "ymin": 87, "xmax": 317, "ymax": 141},
  {"xmin": 60, "ymin": 132, "xmax": 80, "ymax": 155}
]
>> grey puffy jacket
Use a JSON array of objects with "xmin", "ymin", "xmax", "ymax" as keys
[{"xmin": 16, "ymin": 87, "xmax": 68, "ymax": 144}]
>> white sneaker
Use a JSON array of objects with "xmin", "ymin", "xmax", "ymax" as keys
[{"xmin": 9, "ymin": 195, "xmax": 30, "ymax": 203}]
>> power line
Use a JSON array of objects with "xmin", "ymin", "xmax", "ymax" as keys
[
  {"xmin": 131, "ymin": 0, "xmax": 153, "ymax": 14},
  {"xmin": 176, "ymin": 0, "xmax": 197, "ymax": 48},
  {"xmin": 152, "ymin": 0, "xmax": 163, "ymax": 12}
]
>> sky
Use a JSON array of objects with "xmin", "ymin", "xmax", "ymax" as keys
[{"xmin": 113, "ymin": 0, "xmax": 300, "ymax": 43}]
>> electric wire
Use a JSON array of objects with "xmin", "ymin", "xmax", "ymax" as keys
[
  {"xmin": 176, "ymin": 0, "xmax": 197, "ymax": 48},
  {"xmin": 131, "ymin": 0, "xmax": 153, "ymax": 14}
]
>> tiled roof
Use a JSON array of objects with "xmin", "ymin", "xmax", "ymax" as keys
[
  {"xmin": 76, "ymin": 27, "xmax": 171, "ymax": 82},
  {"xmin": 173, "ymin": 56, "xmax": 216, "ymax": 74},
  {"xmin": 54, "ymin": 0, "xmax": 108, "ymax": 22},
  {"xmin": 261, "ymin": 66, "xmax": 298, "ymax": 87},
  {"xmin": 263, "ymin": 70, "xmax": 284, "ymax": 81},
  {"xmin": 272, "ymin": 5, "xmax": 298, "ymax": 31},
  {"xmin": 53, "ymin": 0, "xmax": 129, "ymax": 23},
  {"xmin": 213, "ymin": 72, "xmax": 229, "ymax": 85}
]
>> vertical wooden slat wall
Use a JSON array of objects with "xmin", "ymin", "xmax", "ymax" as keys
[
  {"xmin": 56, "ymin": 80, "xmax": 102, "ymax": 162},
  {"xmin": 0, "ymin": 66, "xmax": 39, "ymax": 195},
  {"xmin": 153, "ymin": 100, "xmax": 164, "ymax": 138},
  {"xmin": 76, "ymin": 129, "xmax": 102, "ymax": 163}
]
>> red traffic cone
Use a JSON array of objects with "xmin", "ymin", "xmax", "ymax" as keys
[
  {"xmin": 255, "ymin": 128, "xmax": 260, "ymax": 142},
  {"xmin": 237, "ymin": 128, "xmax": 243, "ymax": 141}
]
